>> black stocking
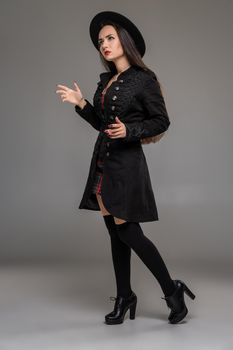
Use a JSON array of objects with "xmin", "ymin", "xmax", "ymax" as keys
[
  {"xmin": 116, "ymin": 221, "xmax": 176, "ymax": 297},
  {"xmin": 103, "ymin": 215, "xmax": 133, "ymax": 298}
]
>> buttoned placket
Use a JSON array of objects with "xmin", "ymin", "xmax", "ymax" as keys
[{"xmin": 99, "ymin": 77, "xmax": 125, "ymax": 158}]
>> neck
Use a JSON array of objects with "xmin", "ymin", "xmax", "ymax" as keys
[
  {"xmin": 117, "ymin": 65, "xmax": 131, "ymax": 74},
  {"xmin": 113, "ymin": 57, "xmax": 131, "ymax": 74}
]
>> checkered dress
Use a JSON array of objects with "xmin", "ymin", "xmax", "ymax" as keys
[
  {"xmin": 91, "ymin": 157, "xmax": 104, "ymax": 195},
  {"xmin": 91, "ymin": 89, "xmax": 107, "ymax": 195}
]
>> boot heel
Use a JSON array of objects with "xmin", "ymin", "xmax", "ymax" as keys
[
  {"xmin": 129, "ymin": 301, "xmax": 137, "ymax": 319},
  {"xmin": 183, "ymin": 283, "xmax": 196, "ymax": 300}
]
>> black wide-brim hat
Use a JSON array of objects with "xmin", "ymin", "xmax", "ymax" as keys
[{"xmin": 89, "ymin": 11, "xmax": 146, "ymax": 57}]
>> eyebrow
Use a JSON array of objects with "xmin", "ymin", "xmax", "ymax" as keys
[{"xmin": 98, "ymin": 34, "xmax": 114, "ymax": 42}]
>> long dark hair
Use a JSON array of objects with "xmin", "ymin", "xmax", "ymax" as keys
[{"xmin": 98, "ymin": 21, "xmax": 167, "ymax": 145}]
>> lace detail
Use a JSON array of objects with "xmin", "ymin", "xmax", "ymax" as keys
[{"xmin": 101, "ymin": 90, "xmax": 106, "ymax": 110}]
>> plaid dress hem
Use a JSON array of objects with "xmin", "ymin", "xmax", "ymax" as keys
[{"xmin": 92, "ymin": 158, "xmax": 104, "ymax": 195}]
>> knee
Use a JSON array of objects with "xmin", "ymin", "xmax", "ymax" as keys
[
  {"xmin": 116, "ymin": 221, "xmax": 143, "ymax": 245},
  {"xmin": 103, "ymin": 214, "xmax": 118, "ymax": 239},
  {"xmin": 114, "ymin": 217, "xmax": 127, "ymax": 225},
  {"xmin": 115, "ymin": 221, "xmax": 130, "ymax": 244}
]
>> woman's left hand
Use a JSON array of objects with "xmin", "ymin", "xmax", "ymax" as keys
[{"xmin": 104, "ymin": 116, "xmax": 126, "ymax": 139}]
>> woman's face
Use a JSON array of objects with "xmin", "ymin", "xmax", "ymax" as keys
[{"xmin": 98, "ymin": 25, "xmax": 124, "ymax": 62}]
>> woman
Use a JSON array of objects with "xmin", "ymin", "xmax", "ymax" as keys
[{"xmin": 56, "ymin": 11, "xmax": 196, "ymax": 325}]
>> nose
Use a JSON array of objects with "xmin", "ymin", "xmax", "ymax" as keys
[{"xmin": 101, "ymin": 40, "xmax": 108, "ymax": 51}]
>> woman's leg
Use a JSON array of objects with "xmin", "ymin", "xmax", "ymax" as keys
[
  {"xmin": 115, "ymin": 221, "xmax": 176, "ymax": 297},
  {"xmin": 96, "ymin": 194, "xmax": 133, "ymax": 298}
]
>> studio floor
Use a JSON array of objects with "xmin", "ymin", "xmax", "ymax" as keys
[{"xmin": 0, "ymin": 260, "xmax": 232, "ymax": 350}]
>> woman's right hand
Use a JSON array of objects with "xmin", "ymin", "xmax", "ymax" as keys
[{"xmin": 56, "ymin": 81, "xmax": 84, "ymax": 106}]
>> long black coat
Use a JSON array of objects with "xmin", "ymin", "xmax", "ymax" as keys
[{"xmin": 75, "ymin": 65, "xmax": 170, "ymax": 222}]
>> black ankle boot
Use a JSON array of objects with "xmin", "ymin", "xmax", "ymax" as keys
[
  {"xmin": 161, "ymin": 279, "xmax": 196, "ymax": 324},
  {"xmin": 105, "ymin": 291, "xmax": 137, "ymax": 325}
]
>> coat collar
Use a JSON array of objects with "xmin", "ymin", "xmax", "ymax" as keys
[{"xmin": 99, "ymin": 65, "xmax": 138, "ymax": 86}]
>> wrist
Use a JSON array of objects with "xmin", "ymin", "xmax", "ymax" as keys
[{"xmin": 77, "ymin": 98, "xmax": 86, "ymax": 110}]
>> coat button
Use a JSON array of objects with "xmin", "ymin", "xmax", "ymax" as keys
[
  {"xmin": 106, "ymin": 152, "xmax": 110, "ymax": 156},
  {"xmin": 119, "ymin": 79, "xmax": 124, "ymax": 83},
  {"xmin": 111, "ymin": 105, "xmax": 116, "ymax": 111},
  {"xmin": 106, "ymin": 142, "xmax": 110, "ymax": 147},
  {"xmin": 109, "ymin": 115, "xmax": 115, "ymax": 120},
  {"xmin": 112, "ymin": 95, "xmax": 117, "ymax": 101},
  {"xmin": 115, "ymin": 86, "xmax": 120, "ymax": 90}
]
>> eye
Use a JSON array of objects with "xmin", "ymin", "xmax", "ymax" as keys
[{"xmin": 98, "ymin": 36, "xmax": 114, "ymax": 46}]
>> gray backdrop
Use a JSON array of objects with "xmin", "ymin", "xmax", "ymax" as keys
[{"xmin": 1, "ymin": 0, "xmax": 232, "ymax": 268}]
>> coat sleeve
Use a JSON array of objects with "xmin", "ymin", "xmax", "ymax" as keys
[
  {"xmin": 74, "ymin": 99, "xmax": 101, "ymax": 131},
  {"xmin": 122, "ymin": 76, "xmax": 170, "ymax": 142}
]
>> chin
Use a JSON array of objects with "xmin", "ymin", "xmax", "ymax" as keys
[{"xmin": 106, "ymin": 58, "xmax": 114, "ymax": 62}]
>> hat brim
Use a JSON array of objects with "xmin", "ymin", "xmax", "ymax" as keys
[{"xmin": 89, "ymin": 11, "xmax": 146, "ymax": 57}]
